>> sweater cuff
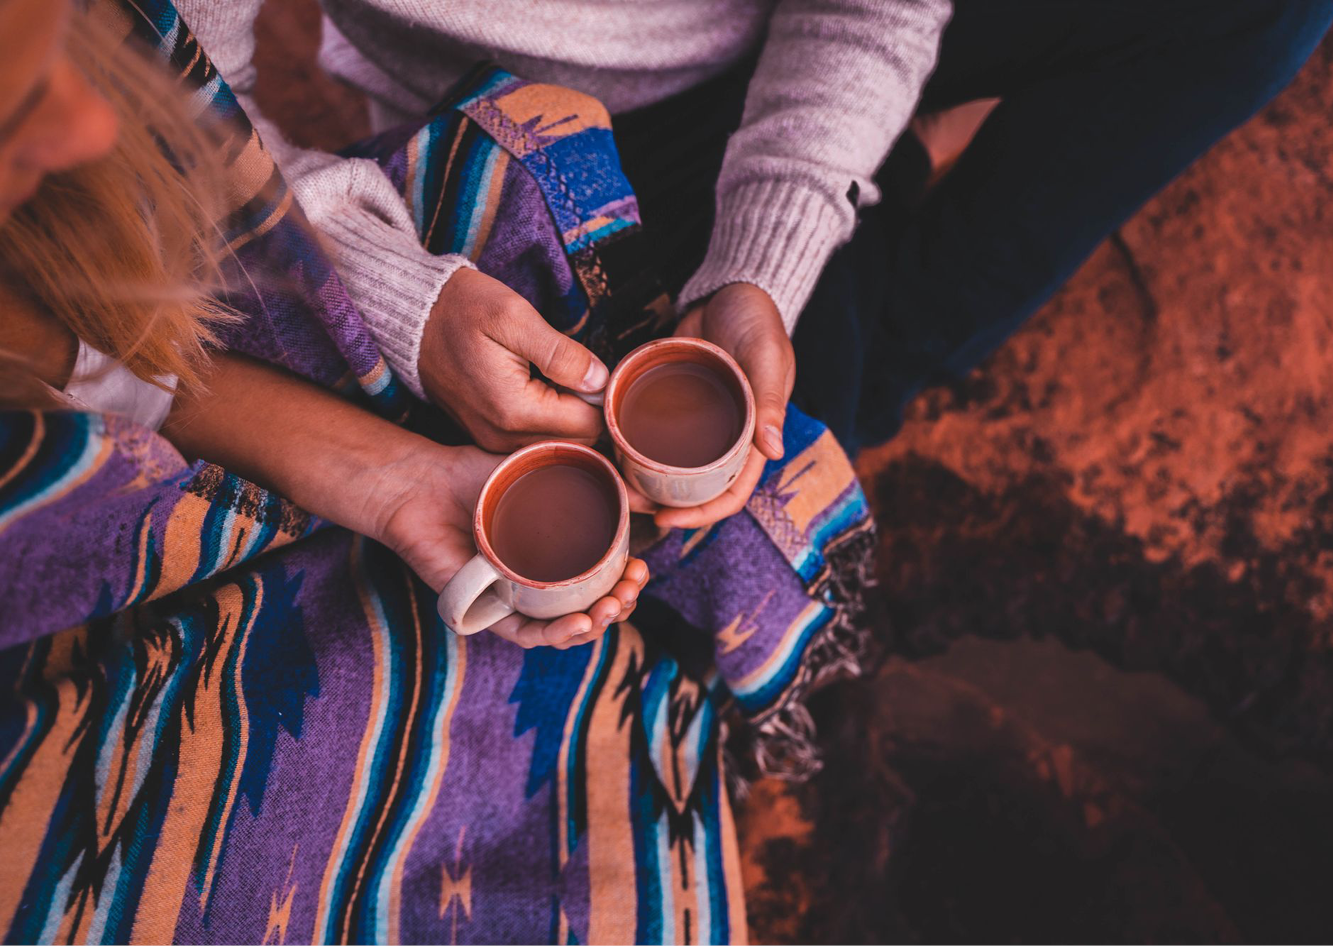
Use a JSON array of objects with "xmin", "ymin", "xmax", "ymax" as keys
[
  {"xmin": 318, "ymin": 208, "xmax": 474, "ymax": 399},
  {"xmin": 678, "ymin": 179, "xmax": 847, "ymax": 335}
]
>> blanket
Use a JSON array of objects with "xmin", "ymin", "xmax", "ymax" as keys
[{"xmin": 0, "ymin": 2, "xmax": 875, "ymax": 942}]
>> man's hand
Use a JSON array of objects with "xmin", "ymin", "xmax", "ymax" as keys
[
  {"xmin": 419, "ymin": 268, "xmax": 608, "ymax": 452},
  {"xmin": 653, "ymin": 283, "xmax": 795, "ymax": 529},
  {"xmin": 371, "ymin": 441, "xmax": 649, "ymax": 649}
]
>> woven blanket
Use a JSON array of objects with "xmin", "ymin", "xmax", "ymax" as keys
[{"xmin": 0, "ymin": 3, "xmax": 874, "ymax": 942}]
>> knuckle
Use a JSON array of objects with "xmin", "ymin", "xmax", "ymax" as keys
[
  {"xmin": 492, "ymin": 402, "xmax": 523, "ymax": 430},
  {"xmin": 545, "ymin": 337, "xmax": 585, "ymax": 379},
  {"xmin": 500, "ymin": 402, "xmax": 537, "ymax": 433},
  {"xmin": 483, "ymin": 297, "xmax": 527, "ymax": 334}
]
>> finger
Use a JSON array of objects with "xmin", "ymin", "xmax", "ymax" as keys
[
  {"xmin": 497, "ymin": 310, "xmax": 609, "ymax": 396},
  {"xmin": 553, "ymin": 622, "xmax": 612, "ymax": 650},
  {"xmin": 588, "ymin": 595, "xmax": 622, "ymax": 630},
  {"xmin": 622, "ymin": 557, "xmax": 649, "ymax": 588},
  {"xmin": 490, "ymin": 612, "xmax": 590, "ymax": 648},
  {"xmin": 487, "ymin": 615, "xmax": 548, "ymax": 648},
  {"xmin": 610, "ymin": 578, "xmax": 640, "ymax": 610},
  {"xmin": 673, "ymin": 306, "xmax": 704, "ymax": 338},
  {"xmin": 654, "ymin": 446, "xmax": 765, "ymax": 529},
  {"xmin": 741, "ymin": 339, "xmax": 793, "ymax": 462},
  {"xmin": 470, "ymin": 423, "xmax": 534, "ymax": 455},
  {"xmin": 514, "ymin": 379, "xmax": 605, "ymax": 442},
  {"xmin": 541, "ymin": 613, "xmax": 593, "ymax": 644},
  {"xmin": 625, "ymin": 484, "xmax": 661, "ymax": 515}
]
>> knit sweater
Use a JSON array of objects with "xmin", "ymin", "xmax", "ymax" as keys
[{"xmin": 178, "ymin": 0, "xmax": 950, "ymax": 397}]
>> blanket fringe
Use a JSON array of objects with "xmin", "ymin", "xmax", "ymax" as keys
[{"xmin": 725, "ymin": 522, "xmax": 880, "ymax": 796}]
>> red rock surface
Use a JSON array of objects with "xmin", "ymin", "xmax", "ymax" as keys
[{"xmin": 251, "ymin": 4, "xmax": 1333, "ymax": 939}]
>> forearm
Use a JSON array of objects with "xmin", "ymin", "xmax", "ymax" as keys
[
  {"xmin": 680, "ymin": 0, "xmax": 951, "ymax": 329},
  {"xmin": 160, "ymin": 352, "xmax": 420, "ymax": 538}
]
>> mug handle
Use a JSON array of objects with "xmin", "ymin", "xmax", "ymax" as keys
[{"xmin": 438, "ymin": 554, "xmax": 514, "ymax": 635}]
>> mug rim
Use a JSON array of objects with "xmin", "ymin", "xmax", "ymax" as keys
[
  {"xmin": 471, "ymin": 440, "xmax": 630, "ymax": 590},
  {"xmin": 603, "ymin": 337, "xmax": 757, "ymax": 477}
]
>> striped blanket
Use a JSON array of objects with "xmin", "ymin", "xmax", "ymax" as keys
[{"xmin": 0, "ymin": 2, "xmax": 874, "ymax": 943}]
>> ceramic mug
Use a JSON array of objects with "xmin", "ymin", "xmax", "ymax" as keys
[
  {"xmin": 602, "ymin": 337, "xmax": 756, "ymax": 507},
  {"xmin": 437, "ymin": 441, "xmax": 630, "ymax": 635}
]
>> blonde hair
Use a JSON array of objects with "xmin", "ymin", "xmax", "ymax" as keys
[{"xmin": 0, "ymin": 2, "xmax": 237, "ymax": 402}]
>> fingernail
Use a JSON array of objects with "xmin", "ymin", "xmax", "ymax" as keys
[
  {"xmin": 583, "ymin": 359, "xmax": 609, "ymax": 392},
  {"xmin": 763, "ymin": 424, "xmax": 784, "ymax": 458}
]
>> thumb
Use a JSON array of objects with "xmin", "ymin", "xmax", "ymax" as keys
[
  {"xmin": 499, "ymin": 311, "xmax": 608, "ymax": 394},
  {"xmin": 741, "ymin": 340, "xmax": 791, "ymax": 462}
]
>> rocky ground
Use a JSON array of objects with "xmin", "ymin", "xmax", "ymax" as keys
[{"xmin": 251, "ymin": 4, "xmax": 1333, "ymax": 940}]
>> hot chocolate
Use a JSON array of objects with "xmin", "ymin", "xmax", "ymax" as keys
[
  {"xmin": 618, "ymin": 361, "xmax": 744, "ymax": 468},
  {"xmin": 489, "ymin": 463, "xmax": 617, "ymax": 583}
]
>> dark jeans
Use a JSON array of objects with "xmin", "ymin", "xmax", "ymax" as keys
[{"xmin": 613, "ymin": 0, "xmax": 1333, "ymax": 454}]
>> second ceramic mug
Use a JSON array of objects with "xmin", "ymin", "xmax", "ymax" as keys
[
  {"xmin": 437, "ymin": 441, "xmax": 630, "ymax": 635},
  {"xmin": 603, "ymin": 337, "xmax": 756, "ymax": 507}
]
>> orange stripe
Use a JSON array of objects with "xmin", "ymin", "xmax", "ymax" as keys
[
  {"xmin": 156, "ymin": 493, "xmax": 209, "ymax": 599},
  {"xmin": 0, "ymin": 629, "xmax": 92, "ymax": 928},
  {"xmin": 197, "ymin": 580, "xmax": 261, "ymax": 907},
  {"xmin": 584, "ymin": 628, "xmax": 640, "ymax": 945},
  {"xmin": 467, "ymin": 150, "xmax": 509, "ymax": 261},
  {"xmin": 121, "ymin": 516, "xmax": 154, "ymax": 607},
  {"xmin": 129, "ymin": 586, "xmax": 245, "ymax": 943},
  {"xmin": 403, "ymin": 134, "xmax": 420, "ymax": 220},
  {"xmin": 555, "ymin": 633, "xmax": 605, "ymax": 944},
  {"xmin": 423, "ymin": 120, "xmax": 469, "ymax": 247},
  {"xmin": 226, "ymin": 188, "xmax": 294, "ymax": 253}
]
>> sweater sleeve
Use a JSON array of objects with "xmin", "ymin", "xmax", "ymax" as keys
[
  {"xmin": 678, "ymin": 0, "xmax": 952, "ymax": 334},
  {"xmin": 176, "ymin": 0, "xmax": 472, "ymax": 398}
]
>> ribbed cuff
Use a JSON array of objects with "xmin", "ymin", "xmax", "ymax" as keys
[
  {"xmin": 678, "ymin": 179, "xmax": 848, "ymax": 335},
  {"xmin": 319, "ymin": 208, "xmax": 474, "ymax": 399}
]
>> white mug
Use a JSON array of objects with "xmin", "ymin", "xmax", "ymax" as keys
[
  {"xmin": 437, "ymin": 441, "xmax": 630, "ymax": 635},
  {"xmin": 602, "ymin": 337, "xmax": 756, "ymax": 508}
]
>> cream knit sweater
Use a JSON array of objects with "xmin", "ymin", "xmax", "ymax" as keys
[{"xmin": 178, "ymin": 0, "xmax": 950, "ymax": 397}]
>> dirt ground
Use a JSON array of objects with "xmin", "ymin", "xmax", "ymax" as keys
[{"xmin": 251, "ymin": 3, "xmax": 1333, "ymax": 940}]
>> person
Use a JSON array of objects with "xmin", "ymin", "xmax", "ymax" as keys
[
  {"xmin": 0, "ymin": 0, "xmax": 648, "ymax": 650},
  {"xmin": 0, "ymin": 1, "xmax": 879, "ymax": 940},
  {"xmin": 175, "ymin": 0, "xmax": 944, "ymax": 531},
  {"xmin": 179, "ymin": 0, "xmax": 1333, "ymax": 488}
]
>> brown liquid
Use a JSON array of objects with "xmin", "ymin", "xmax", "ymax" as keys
[
  {"xmin": 618, "ymin": 361, "xmax": 743, "ymax": 468},
  {"xmin": 489, "ymin": 464, "xmax": 617, "ymax": 583}
]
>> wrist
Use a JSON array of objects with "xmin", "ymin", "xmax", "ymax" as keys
[
  {"xmin": 678, "ymin": 179, "xmax": 846, "ymax": 335},
  {"xmin": 335, "ymin": 423, "xmax": 437, "ymax": 541}
]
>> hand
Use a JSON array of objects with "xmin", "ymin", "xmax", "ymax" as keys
[
  {"xmin": 650, "ymin": 283, "xmax": 794, "ymax": 529},
  {"xmin": 158, "ymin": 352, "xmax": 644, "ymax": 648},
  {"xmin": 367, "ymin": 440, "xmax": 649, "ymax": 648},
  {"xmin": 419, "ymin": 268, "xmax": 608, "ymax": 452}
]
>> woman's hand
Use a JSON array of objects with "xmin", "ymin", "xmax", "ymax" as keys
[
  {"xmin": 640, "ymin": 283, "xmax": 794, "ymax": 529},
  {"xmin": 367, "ymin": 441, "xmax": 649, "ymax": 649},
  {"xmin": 162, "ymin": 352, "xmax": 646, "ymax": 650},
  {"xmin": 419, "ymin": 268, "xmax": 609, "ymax": 452}
]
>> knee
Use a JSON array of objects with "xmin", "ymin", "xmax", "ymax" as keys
[{"xmin": 1210, "ymin": 0, "xmax": 1333, "ymax": 101}]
